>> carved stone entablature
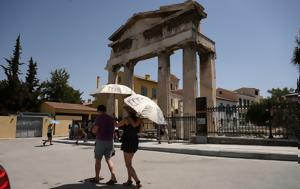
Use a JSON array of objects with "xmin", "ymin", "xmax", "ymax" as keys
[
  {"xmin": 143, "ymin": 25, "xmax": 163, "ymax": 40},
  {"xmin": 142, "ymin": 8, "xmax": 202, "ymax": 42},
  {"xmin": 109, "ymin": 38, "xmax": 133, "ymax": 54}
]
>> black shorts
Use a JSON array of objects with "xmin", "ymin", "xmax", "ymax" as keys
[
  {"xmin": 121, "ymin": 140, "xmax": 139, "ymax": 153},
  {"xmin": 47, "ymin": 133, "xmax": 52, "ymax": 138}
]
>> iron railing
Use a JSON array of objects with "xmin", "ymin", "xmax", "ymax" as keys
[
  {"xmin": 207, "ymin": 104, "xmax": 299, "ymax": 139},
  {"xmin": 140, "ymin": 103, "xmax": 300, "ymax": 140}
]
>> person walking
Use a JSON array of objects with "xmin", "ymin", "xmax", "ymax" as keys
[
  {"xmin": 75, "ymin": 126, "xmax": 88, "ymax": 144},
  {"xmin": 116, "ymin": 106, "xmax": 143, "ymax": 188},
  {"xmin": 43, "ymin": 124, "xmax": 53, "ymax": 146},
  {"xmin": 157, "ymin": 124, "xmax": 170, "ymax": 144},
  {"xmin": 90, "ymin": 105, "xmax": 117, "ymax": 185}
]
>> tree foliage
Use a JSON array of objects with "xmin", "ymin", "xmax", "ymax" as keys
[
  {"xmin": 267, "ymin": 87, "xmax": 294, "ymax": 102},
  {"xmin": 0, "ymin": 36, "xmax": 83, "ymax": 114},
  {"xmin": 41, "ymin": 68, "xmax": 82, "ymax": 103},
  {"xmin": 292, "ymin": 32, "xmax": 300, "ymax": 73},
  {"xmin": 25, "ymin": 57, "xmax": 39, "ymax": 92},
  {"xmin": 245, "ymin": 99, "xmax": 273, "ymax": 126},
  {"xmin": 0, "ymin": 35, "xmax": 25, "ymax": 113},
  {"xmin": 247, "ymin": 88, "xmax": 295, "ymax": 124},
  {"xmin": 23, "ymin": 57, "xmax": 41, "ymax": 111}
]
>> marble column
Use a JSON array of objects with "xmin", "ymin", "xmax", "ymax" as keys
[
  {"xmin": 199, "ymin": 52, "xmax": 216, "ymax": 134},
  {"xmin": 122, "ymin": 62, "xmax": 135, "ymax": 118},
  {"xmin": 123, "ymin": 62, "xmax": 135, "ymax": 89},
  {"xmin": 183, "ymin": 44, "xmax": 198, "ymax": 139},
  {"xmin": 199, "ymin": 52, "xmax": 216, "ymax": 107},
  {"xmin": 183, "ymin": 44, "xmax": 198, "ymax": 116},
  {"xmin": 158, "ymin": 52, "xmax": 171, "ymax": 140},
  {"xmin": 107, "ymin": 67, "xmax": 118, "ymax": 116},
  {"xmin": 157, "ymin": 52, "xmax": 171, "ymax": 117}
]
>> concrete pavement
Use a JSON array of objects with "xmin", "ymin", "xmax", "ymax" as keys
[
  {"xmin": 1, "ymin": 138, "xmax": 299, "ymax": 189},
  {"xmin": 53, "ymin": 137, "xmax": 299, "ymax": 162}
]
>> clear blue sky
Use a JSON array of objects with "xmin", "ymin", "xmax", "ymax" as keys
[{"xmin": 0, "ymin": 0, "xmax": 299, "ymax": 100}]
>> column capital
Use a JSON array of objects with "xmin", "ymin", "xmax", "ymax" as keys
[
  {"xmin": 123, "ymin": 60, "xmax": 137, "ymax": 68},
  {"xmin": 198, "ymin": 51, "xmax": 216, "ymax": 60},
  {"xmin": 107, "ymin": 64, "xmax": 121, "ymax": 73},
  {"xmin": 183, "ymin": 41, "xmax": 198, "ymax": 49},
  {"xmin": 157, "ymin": 49, "xmax": 174, "ymax": 56}
]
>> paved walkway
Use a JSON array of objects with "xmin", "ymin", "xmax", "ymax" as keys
[{"xmin": 53, "ymin": 137, "xmax": 299, "ymax": 162}]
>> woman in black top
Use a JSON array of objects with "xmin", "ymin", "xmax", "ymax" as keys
[{"xmin": 116, "ymin": 106, "xmax": 143, "ymax": 188}]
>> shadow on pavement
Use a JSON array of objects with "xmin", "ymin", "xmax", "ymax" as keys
[
  {"xmin": 34, "ymin": 145, "xmax": 48, "ymax": 147},
  {"xmin": 80, "ymin": 146, "xmax": 94, "ymax": 150},
  {"xmin": 50, "ymin": 182, "xmax": 128, "ymax": 189}
]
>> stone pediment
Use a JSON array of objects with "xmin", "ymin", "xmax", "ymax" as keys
[{"xmin": 109, "ymin": 0, "xmax": 207, "ymax": 42}]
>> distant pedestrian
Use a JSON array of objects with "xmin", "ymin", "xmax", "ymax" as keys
[
  {"xmin": 75, "ymin": 127, "xmax": 88, "ymax": 144},
  {"xmin": 116, "ymin": 106, "xmax": 143, "ymax": 188},
  {"xmin": 43, "ymin": 124, "xmax": 53, "ymax": 146},
  {"xmin": 73, "ymin": 121, "xmax": 79, "ymax": 139},
  {"xmin": 87, "ymin": 120, "xmax": 94, "ymax": 139},
  {"xmin": 158, "ymin": 124, "xmax": 170, "ymax": 143},
  {"xmin": 90, "ymin": 105, "xmax": 117, "ymax": 185}
]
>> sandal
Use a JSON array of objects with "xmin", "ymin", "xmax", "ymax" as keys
[
  {"xmin": 136, "ymin": 181, "xmax": 142, "ymax": 188},
  {"xmin": 123, "ymin": 180, "xmax": 133, "ymax": 186},
  {"xmin": 88, "ymin": 177, "xmax": 100, "ymax": 184},
  {"xmin": 106, "ymin": 179, "xmax": 117, "ymax": 185}
]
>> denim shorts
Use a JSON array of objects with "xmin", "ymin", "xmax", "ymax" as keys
[{"xmin": 94, "ymin": 139, "xmax": 114, "ymax": 160}]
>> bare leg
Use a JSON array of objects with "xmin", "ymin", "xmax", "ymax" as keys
[
  {"xmin": 50, "ymin": 137, "xmax": 53, "ymax": 145},
  {"xmin": 123, "ymin": 152, "xmax": 131, "ymax": 181},
  {"xmin": 95, "ymin": 159, "xmax": 101, "ymax": 181},
  {"xmin": 43, "ymin": 137, "xmax": 49, "ymax": 145},
  {"xmin": 124, "ymin": 152, "xmax": 140, "ymax": 183},
  {"xmin": 106, "ymin": 158, "xmax": 116, "ymax": 180}
]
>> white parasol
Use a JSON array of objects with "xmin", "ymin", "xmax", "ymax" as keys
[
  {"xmin": 124, "ymin": 94, "xmax": 166, "ymax": 125},
  {"xmin": 50, "ymin": 120, "xmax": 60, "ymax": 124},
  {"xmin": 91, "ymin": 84, "xmax": 135, "ymax": 96}
]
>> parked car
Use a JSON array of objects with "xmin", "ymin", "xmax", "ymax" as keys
[{"xmin": 0, "ymin": 165, "xmax": 11, "ymax": 189}]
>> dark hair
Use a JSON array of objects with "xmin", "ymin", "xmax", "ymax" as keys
[
  {"xmin": 97, "ymin": 105, "xmax": 106, "ymax": 112},
  {"xmin": 128, "ymin": 111, "xmax": 138, "ymax": 121},
  {"xmin": 124, "ymin": 106, "xmax": 138, "ymax": 121}
]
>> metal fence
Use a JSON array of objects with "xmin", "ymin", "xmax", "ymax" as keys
[
  {"xmin": 207, "ymin": 104, "xmax": 299, "ymax": 139},
  {"xmin": 142, "ymin": 116, "xmax": 196, "ymax": 140},
  {"xmin": 140, "ymin": 103, "xmax": 300, "ymax": 141}
]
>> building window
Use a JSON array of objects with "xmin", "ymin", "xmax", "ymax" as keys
[
  {"xmin": 171, "ymin": 84, "xmax": 173, "ymax": 90},
  {"xmin": 243, "ymin": 99, "xmax": 247, "ymax": 106},
  {"xmin": 255, "ymin": 90, "xmax": 259, "ymax": 95},
  {"xmin": 141, "ymin": 86, "xmax": 147, "ymax": 96},
  {"xmin": 152, "ymin": 88, "xmax": 157, "ymax": 99},
  {"xmin": 171, "ymin": 99, "xmax": 173, "ymax": 107},
  {"xmin": 247, "ymin": 100, "xmax": 250, "ymax": 106},
  {"xmin": 239, "ymin": 99, "xmax": 242, "ymax": 106},
  {"xmin": 219, "ymin": 91, "xmax": 222, "ymax": 95}
]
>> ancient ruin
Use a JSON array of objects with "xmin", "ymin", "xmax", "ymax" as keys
[{"xmin": 105, "ymin": 0, "xmax": 216, "ymax": 118}]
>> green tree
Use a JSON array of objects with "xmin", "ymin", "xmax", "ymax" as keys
[
  {"xmin": 41, "ymin": 68, "xmax": 82, "ymax": 103},
  {"xmin": 292, "ymin": 32, "xmax": 300, "ymax": 93},
  {"xmin": 25, "ymin": 57, "xmax": 39, "ymax": 92},
  {"xmin": 23, "ymin": 57, "xmax": 41, "ymax": 111},
  {"xmin": 267, "ymin": 87, "xmax": 294, "ymax": 102},
  {"xmin": 245, "ymin": 99, "xmax": 273, "ymax": 126},
  {"xmin": 292, "ymin": 32, "xmax": 300, "ymax": 74},
  {"xmin": 0, "ymin": 35, "xmax": 25, "ymax": 113}
]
